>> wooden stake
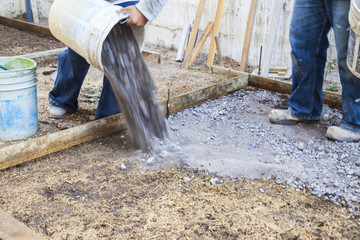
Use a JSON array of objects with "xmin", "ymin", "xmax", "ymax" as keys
[
  {"xmin": 188, "ymin": 21, "xmax": 214, "ymax": 67},
  {"xmin": 181, "ymin": 0, "xmax": 206, "ymax": 69},
  {"xmin": 206, "ymin": 0, "xmax": 225, "ymax": 66},
  {"xmin": 214, "ymin": 36, "xmax": 224, "ymax": 67},
  {"xmin": 0, "ymin": 208, "xmax": 43, "ymax": 240},
  {"xmin": 239, "ymin": 0, "xmax": 258, "ymax": 71}
]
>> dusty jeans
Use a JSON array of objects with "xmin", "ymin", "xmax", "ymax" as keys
[{"xmin": 289, "ymin": 0, "xmax": 360, "ymax": 132}]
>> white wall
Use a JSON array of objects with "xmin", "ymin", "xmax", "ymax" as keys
[
  {"xmin": 1, "ymin": 0, "xmax": 337, "ymax": 69},
  {"xmin": 146, "ymin": 0, "xmax": 337, "ymax": 69},
  {"xmin": 0, "ymin": 0, "xmax": 25, "ymax": 18}
]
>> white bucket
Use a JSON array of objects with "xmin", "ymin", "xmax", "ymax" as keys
[
  {"xmin": 48, "ymin": 0, "xmax": 145, "ymax": 71},
  {"xmin": 347, "ymin": 0, "xmax": 360, "ymax": 78},
  {"xmin": 0, "ymin": 57, "xmax": 38, "ymax": 141}
]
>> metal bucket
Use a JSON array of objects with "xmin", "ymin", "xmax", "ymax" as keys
[
  {"xmin": 48, "ymin": 0, "xmax": 145, "ymax": 71},
  {"xmin": 0, "ymin": 57, "xmax": 38, "ymax": 141},
  {"xmin": 347, "ymin": 0, "xmax": 360, "ymax": 78}
]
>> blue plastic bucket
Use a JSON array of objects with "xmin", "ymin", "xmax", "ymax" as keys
[{"xmin": 0, "ymin": 57, "xmax": 38, "ymax": 141}]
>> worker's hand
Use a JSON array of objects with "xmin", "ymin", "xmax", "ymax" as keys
[{"xmin": 119, "ymin": 6, "xmax": 148, "ymax": 27}]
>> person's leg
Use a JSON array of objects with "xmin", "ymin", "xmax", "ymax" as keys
[
  {"xmin": 288, "ymin": 0, "xmax": 331, "ymax": 120},
  {"xmin": 269, "ymin": 0, "xmax": 332, "ymax": 124},
  {"xmin": 49, "ymin": 48, "xmax": 90, "ymax": 115},
  {"xmin": 95, "ymin": 75, "xmax": 121, "ymax": 120},
  {"xmin": 325, "ymin": 0, "xmax": 360, "ymax": 142}
]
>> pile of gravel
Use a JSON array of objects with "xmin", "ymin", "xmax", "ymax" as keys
[{"xmin": 164, "ymin": 89, "xmax": 360, "ymax": 211}]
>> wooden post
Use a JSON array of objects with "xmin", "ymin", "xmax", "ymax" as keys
[
  {"xmin": 260, "ymin": 0, "xmax": 284, "ymax": 78},
  {"xmin": 239, "ymin": 0, "xmax": 258, "ymax": 71},
  {"xmin": 181, "ymin": 0, "xmax": 206, "ymax": 69},
  {"xmin": 214, "ymin": 36, "xmax": 224, "ymax": 67},
  {"xmin": 188, "ymin": 21, "xmax": 214, "ymax": 66},
  {"xmin": 206, "ymin": 0, "xmax": 225, "ymax": 66}
]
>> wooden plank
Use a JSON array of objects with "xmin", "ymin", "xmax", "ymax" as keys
[
  {"xmin": 17, "ymin": 47, "xmax": 67, "ymax": 59},
  {"xmin": 206, "ymin": 0, "xmax": 225, "ymax": 66},
  {"xmin": 214, "ymin": 36, "xmax": 224, "ymax": 67},
  {"xmin": 0, "ymin": 115, "xmax": 126, "ymax": 171},
  {"xmin": 176, "ymin": 23, "xmax": 192, "ymax": 62},
  {"xmin": 0, "ymin": 209, "xmax": 43, "ymax": 240},
  {"xmin": 248, "ymin": 74, "xmax": 342, "ymax": 108},
  {"xmin": 188, "ymin": 21, "xmax": 214, "ymax": 66},
  {"xmin": 210, "ymin": 65, "xmax": 245, "ymax": 78},
  {"xmin": 239, "ymin": 0, "xmax": 258, "ymax": 71},
  {"xmin": 142, "ymin": 50, "xmax": 161, "ymax": 64},
  {"xmin": 168, "ymin": 75, "xmax": 249, "ymax": 113},
  {"xmin": 0, "ymin": 75, "xmax": 248, "ymax": 171},
  {"xmin": 30, "ymin": 0, "xmax": 40, "ymax": 24},
  {"xmin": 181, "ymin": 0, "xmax": 206, "ymax": 69},
  {"xmin": 0, "ymin": 16, "xmax": 54, "ymax": 38},
  {"xmin": 260, "ymin": 0, "xmax": 284, "ymax": 78}
]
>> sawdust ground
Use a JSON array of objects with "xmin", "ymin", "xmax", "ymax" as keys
[{"xmin": 0, "ymin": 24, "xmax": 359, "ymax": 239}]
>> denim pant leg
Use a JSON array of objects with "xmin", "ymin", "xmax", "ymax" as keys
[
  {"xmin": 288, "ymin": 0, "xmax": 331, "ymax": 121},
  {"xmin": 94, "ymin": 75, "xmax": 121, "ymax": 120},
  {"xmin": 49, "ymin": 48, "xmax": 90, "ymax": 113},
  {"xmin": 330, "ymin": 0, "xmax": 360, "ymax": 132}
]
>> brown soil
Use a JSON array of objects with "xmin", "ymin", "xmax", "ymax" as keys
[{"xmin": 0, "ymin": 24, "xmax": 359, "ymax": 239}]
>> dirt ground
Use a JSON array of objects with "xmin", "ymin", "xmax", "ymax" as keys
[{"xmin": 0, "ymin": 24, "xmax": 359, "ymax": 239}]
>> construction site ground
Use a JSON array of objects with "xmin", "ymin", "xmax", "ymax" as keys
[{"xmin": 0, "ymin": 24, "xmax": 359, "ymax": 239}]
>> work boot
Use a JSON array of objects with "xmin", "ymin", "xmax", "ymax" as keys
[
  {"xmin": 268, "ymin": 109, "xmax": 302, "ymax": 125},
  {"xmin": 48, "ymin": 104, "xmax": 67, "ymax": 119},
  {"xmin": 326, "ymin": 126, "xmax": 360, "ymax": 142}
]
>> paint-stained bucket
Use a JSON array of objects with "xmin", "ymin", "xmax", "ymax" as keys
[
  {"xmin": 347, "ymin": 0, "xmax": 360, "ymax": 78},
  {"xmin": 48, "ymin": 0, "xmax": 145, "ymax": 71},
  {"xmin": 0, "ymin": 57, "xmax": 38, "ymax": 141}
]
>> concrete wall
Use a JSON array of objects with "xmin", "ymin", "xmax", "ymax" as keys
[
  {"xmin": 1, "ymin": 0, "xmax": 337, "ymax": 69},
  {"xmin": 0, "ymin": 0, "xmax": 26, "ymax": 18},
  {"xmin": 147, "ymin": 0, "xmax": 337, "ymax": 69}
]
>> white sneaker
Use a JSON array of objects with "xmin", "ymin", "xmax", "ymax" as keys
[
  {"xmin": 268, "ymin": 109, "xmax": 302, "ymax": 125},
  {"xmin": 48, "ymin": 104, "xmax": 67, "ymax": 119},
  {"xmin": 326, "ymin": 126, "xmax": 360, "ymax": 142}
]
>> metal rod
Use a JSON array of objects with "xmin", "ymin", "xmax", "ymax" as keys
[
  {"xmin": 258, "ymin": 46, "xmax": 262, "ymax": 75},
  {"xmin": 167, "ymin": 89, "xmax": 171, "ymax": 119}
]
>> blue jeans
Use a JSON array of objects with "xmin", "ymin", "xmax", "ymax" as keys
[
  {"xmin": 289, "ymin": 0, "xmax": 360, "ymax": 132},
  {"xmin": 49, "ymin": 1, "xmax": 139, "ymax": 120}
]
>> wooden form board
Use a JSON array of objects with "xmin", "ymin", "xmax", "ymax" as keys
[
  {"xmin": 0, "ymin": 74, "xmax": 248, "ymax": 171},
  {"xmin": 181, "ymin": 0, "xmax": 206, "ymax": 69},
  {"xmin": 206, "ymin": 0, "xmax": 225, "ymax": 66},
  {"xmin": 0, "ymin": 209, "xmax": 43, "ymax": 240},
  {"xmin": 0, "ymin": 16, "xmax": 54, "ymax": 38},
  {"xmin": 248, "ymin": 74, "xmax": 342, "ymax": 108},
  {"xmin": 239, "ymin": 0, "xmax": 258, "ymax": 71}
]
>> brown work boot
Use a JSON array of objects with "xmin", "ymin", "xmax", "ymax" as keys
[
  {"xmin": 326, "ymin": 126, "xmax": 360, "ymax": 142},
  {"xmin": 268, "ymin": 109, "xmax": 302, "ymax": 125}
]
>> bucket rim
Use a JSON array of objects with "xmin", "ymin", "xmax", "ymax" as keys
[{"xmin": 0, "ymin": 57, "xmax": 37, "ymax": 72}]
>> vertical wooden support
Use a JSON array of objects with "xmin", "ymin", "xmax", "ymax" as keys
[
  {"xmin": 181, "ymin": 0, "xmax": 206, "ymax": 69},
  {"xmin": 260, "ymin": 0, "xmax": 284, "ymax": 78},
  {"xmin": 206, "ymin": 0, "xmax": 225, "ymax": 66},
  {"xmin": 30, "ymin": 0, "xmax": 40, "ymax": 24},
  {"xmin": 188, "ymin": 21, "xmax": 214, "ymax": 66},
  {"xmin": 214, "ymin": 36, "xmax": 224, "ymax": 66},
  {"xmin": 239, "ymin": 0, "xmax": 258, "ymax": 71}
]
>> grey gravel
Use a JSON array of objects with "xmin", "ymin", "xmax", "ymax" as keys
[{"xmin": 165, "ymin": 89, "xmax": 360, "ymax": 209}]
